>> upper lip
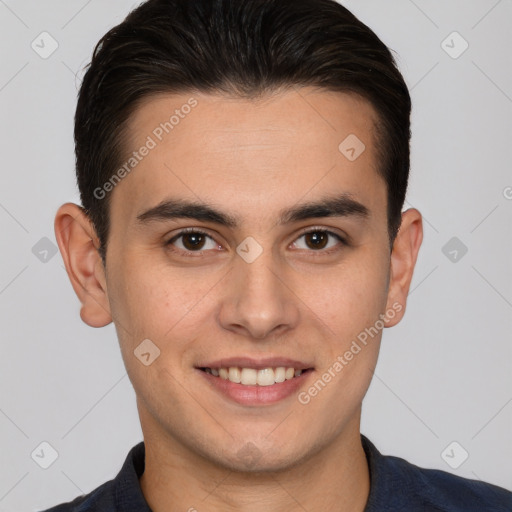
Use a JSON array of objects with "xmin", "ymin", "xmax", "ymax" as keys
[{"xmin": 196, "ymin": 357, "xmax": 314, "ymax": 370}]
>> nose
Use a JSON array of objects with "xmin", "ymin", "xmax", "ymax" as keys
[{"xmin": 217, "ymin": 246, "xmax": 300, "ymax": 340}]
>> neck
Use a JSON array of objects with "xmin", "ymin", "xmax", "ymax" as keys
[{"xmin": 139, "ymin": 413, "xmax": 370, "ymax": 512}]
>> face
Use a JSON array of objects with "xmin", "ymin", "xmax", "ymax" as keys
[{"xmin": 58, "ymin": 87, "xmax": 421, "ymax": 472}]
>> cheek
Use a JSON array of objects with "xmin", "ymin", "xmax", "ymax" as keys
[
  {"xmin": 298, "ymin": 258, "xmax": 388, "ymax": 420},
  {"xmin": 305, "ymin": 251, "xmax": 389, "ymax": 336},
  {"xmin": 107, "ymin": 256, "xmax": 220, "ymax": 361},
  {"xmin": 116, "ymin": 288, "xmax": 180, "ymax": 352},
  {"xmin": 107, "ymin": 267, "xmax": 190, "ymax": 396}
]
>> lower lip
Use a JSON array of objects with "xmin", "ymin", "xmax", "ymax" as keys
[{"xmin": 196, "ymin": 369, "xmax": 314, "ymax": 406}]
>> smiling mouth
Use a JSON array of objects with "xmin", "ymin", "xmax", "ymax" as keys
[{"xmin": 198, "ymin": 366, "xmax": 313, "ymax": 386}]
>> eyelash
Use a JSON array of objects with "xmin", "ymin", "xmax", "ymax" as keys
[{"xmin": 165, "ymin": 226, "xmax": 347, "ymax": 257}]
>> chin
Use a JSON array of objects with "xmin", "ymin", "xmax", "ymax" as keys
[{"xmin": 208, "ymin": 442, "xmax": 311, "ymax": 475}]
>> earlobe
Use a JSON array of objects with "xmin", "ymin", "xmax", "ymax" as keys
[
  {"xmin": 384, "ymin": 208, "xmax": 423, "ymax": 327},
  {"xmin": 54, "ymin": 203, "xmax": 112, "ymax": 328}
]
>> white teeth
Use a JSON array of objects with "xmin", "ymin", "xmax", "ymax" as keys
[
  {"xmin": 274, "ymin": 367, "xmax": 286, "ymax": 383},
  {"xmin": 204, "ymin": 366, "xmax": 307, "ymax": 386},
  {"xmin": 228, "ymin": 367, "xmax": 241, "ymax": 383},
  {"xmin": 240, "ymin": 368, "xmax": 257, "ymax": 385},
  {"xmin": 257, "ymin": 368, "xmax": 275, "ymax": 386}
]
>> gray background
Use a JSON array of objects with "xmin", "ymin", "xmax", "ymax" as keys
[{"xmin": 0, "ymin": 0, "xmax": 511, "ymax": 510}]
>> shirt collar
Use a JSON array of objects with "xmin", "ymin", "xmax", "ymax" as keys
[{"xmin": 113, "ymin": 441, "xmax": 152, "ymax": 511}]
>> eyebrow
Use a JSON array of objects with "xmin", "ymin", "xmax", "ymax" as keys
[{"xmin": 136, "ymin": 193, "xmax": 370, "ymax": 228}]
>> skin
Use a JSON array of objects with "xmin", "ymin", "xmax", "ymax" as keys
[{"xmin": 55, "ymin": 87, "xmax": 422, "ymax": 512}]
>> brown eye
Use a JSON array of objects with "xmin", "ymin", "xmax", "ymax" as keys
[
  {"xmin": 292, "ymin": 229, "xmax": 345, "ymax": 253},
  {"xmin": 166, "ymin": 229, "xmax": 219, "ymax": 255},
  {"xmin": 181, "ymin": 232, "xmax": 207, "ymax": 251},
  {"xmin": 304, "ymin": 231, "xmax": 329, "ymax": 250}
]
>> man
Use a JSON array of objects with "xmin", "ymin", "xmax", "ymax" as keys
[{"xmin": 45, "ymin": 0, "xmax": 512, "ymax": 510}]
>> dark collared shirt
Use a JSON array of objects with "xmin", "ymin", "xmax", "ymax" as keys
[{"xmin": 41, "ymin": 435, "xmax": 512, "ymax": 511}]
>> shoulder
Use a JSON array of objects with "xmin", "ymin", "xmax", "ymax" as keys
[
  {"xmin": 362, "ymin": 436, "xmax": 512, "ymax": 512},
  {"xmin": 386, "ymin": 453, "xmax": 511, "ymax": 511},
  {"xmin": 38, "ymin": 479, "xmax": 115, "ymax": 512},
  {"xmin": 38, "ymin": 441, "xmax": 148, "ymax": 512}
]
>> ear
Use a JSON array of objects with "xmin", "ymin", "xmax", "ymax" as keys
[
  {"xmin": 384, "ymin": 208, "xmax": 423, "ymax": 327},
  {"xmin": 54, "ymin": 203, "xmax": 112, "ymax": 327}
]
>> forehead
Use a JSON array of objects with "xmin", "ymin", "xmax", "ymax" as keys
[
  {"xmin": 127, "ymin": 87, "xmax": 378, "ymax": 152},
  {"xmin": 111, "ymin": 87, "xmax": 385, "ymax": 228}
]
